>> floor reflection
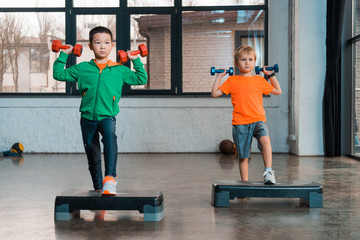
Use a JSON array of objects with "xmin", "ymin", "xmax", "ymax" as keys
[{"xmin": 0, "ymin": 153, "xmax": 359, "ymax": 239}]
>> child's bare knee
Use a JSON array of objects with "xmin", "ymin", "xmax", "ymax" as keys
[{"xmin": 260, "ymin": 136, "xmax": 271, "ymax": 146}]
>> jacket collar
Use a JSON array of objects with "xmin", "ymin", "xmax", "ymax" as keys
[{"xmin": 90, "ymin": 59, "xmax": 122, "ymax": 68}]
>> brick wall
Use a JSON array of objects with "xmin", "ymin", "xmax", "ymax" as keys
[
  {"xmin": 141, "ymin": 11, "xmax": 265, "ymax": 92},
  {"xmin": 148, "ymin": 26, "xmax": 171, "ymax": 90}
]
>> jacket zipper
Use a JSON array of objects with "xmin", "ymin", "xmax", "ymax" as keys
[{"xmin": 93, "ymin": 71, "xmax": 102, "ymax": 120}]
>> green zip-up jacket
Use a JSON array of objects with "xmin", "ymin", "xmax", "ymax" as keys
[{"xmin": 53, "ymin": 51, "xmax": 148, "ymax": 121}]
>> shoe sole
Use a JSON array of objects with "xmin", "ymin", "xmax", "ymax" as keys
[
  {"xmin": 264, "ymin": 180, "xmax": 276, "ymax": 185},
  {"xmin": 102, "ymin": 190, "xmax": 116, "ymax": 195}
]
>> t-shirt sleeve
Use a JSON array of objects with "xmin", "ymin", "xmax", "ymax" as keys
[
  {"xmin": 262, "ymin": 78, "xmax": 275, "ymax": 95},
  {"xmin": 219, "ymin": 78, "xmax": 231, "ymax": 95}
]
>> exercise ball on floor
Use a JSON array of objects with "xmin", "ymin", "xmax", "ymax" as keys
[
  {"xmin": 11, "ymin": 142, "xmax": 24, "ymax": 154},
  {"xmin": 219, "ymin": 139, "xmax": 235, "ymax": 155}
]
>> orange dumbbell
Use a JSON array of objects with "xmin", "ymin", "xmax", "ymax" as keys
[
  {"xmin": 52, "ymin": 40, "xmax": 83, "ymax": 57},
  {"xmin": 117, "ymin": 44, "xmax": 148, "ymax": 63}
]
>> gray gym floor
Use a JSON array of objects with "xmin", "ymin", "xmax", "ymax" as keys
[{"xmin": 0, "ymin": 153, "xmax": 359, "ymax": 239}]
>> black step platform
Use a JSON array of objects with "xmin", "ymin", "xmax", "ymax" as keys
[
  {"xmin": 55, "ymin": 190, "xmax": 164, "ymax": 221},
  {"xmin": 211, "ymin": 180, "xmax": 323, "ymax": 208}
]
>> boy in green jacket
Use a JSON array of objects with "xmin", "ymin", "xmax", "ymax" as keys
[{"xmin": 53, "ymin": 26, "xmax": 147, "ymax": 195}]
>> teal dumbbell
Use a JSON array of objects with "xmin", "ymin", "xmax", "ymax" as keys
[
  {"xmin": 210, "ymin": 67, "xmax": 234, "ymax": 76},
  {"xmin": 255, "ymin": 64, "xmax": 279, "ymax": 74}
]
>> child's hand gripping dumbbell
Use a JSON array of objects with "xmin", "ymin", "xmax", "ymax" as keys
[
  {"xmin": 52, "ymin": 40, "xmax": 83, "ymax": 57},
  {"xmin": 210, "ymin": 67, "xmax": 234, "ymax": 76},
  {"xmin": 255, "ymin": 64, "xmax": 279, "ymax": 74},
  {"xmin": 117, "ymin": 44, "xmax": 148, "ymax": 63}
]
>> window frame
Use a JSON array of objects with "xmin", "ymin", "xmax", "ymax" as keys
[
  {"xmin": 123, "ymin": 7, "xmax": 176, "ymax": 96},
  {"xmin": 349, "ymin": 3, "xmax": 360, "ymax": 156},
  {"xmin": 0, "ymin": 0, "xmax": 268, "ymax": 96}
]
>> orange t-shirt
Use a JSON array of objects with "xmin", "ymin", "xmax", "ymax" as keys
[
  {"xmin": 219, "ymin": 75, "xmax": 274, "ymax": 125},
  {"xmin": 94, "ymin": 60, "xmax": 110, "ymax": 73}
]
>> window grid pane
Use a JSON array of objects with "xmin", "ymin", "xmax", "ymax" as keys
[
  {"xmin": 354, "ymin": 40, "xmax": 360, "ymax": 153},
  {"xmin": 128, "ymin": 0, "xmax": 174, "ymax": 7},
  {"xmin": 353, "ymin": 0, "xmax": 360, "ymax": 153},
  {"xmin": 131, "ymin": 14, "xmax": 171, "ymax": 90},
  {"xmin": 0, "ymin": 12, "xmax": 65, "ymax": 93},
  {"xmin": 0, "ymin": 0, "xmax": 64, "ymax": 8},
  {"xmin": 182, "ymin": 10, "xmax": 265, "ymax": 93},
  {"xmin": 182, "ymin": 0, "xmax": 265, "ymax": 7},
  {"xmin": 74, "ymin": 0, "xmax": 119, "ymax": 8}
]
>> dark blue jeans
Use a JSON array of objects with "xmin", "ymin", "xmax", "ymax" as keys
[{"xmin": 80, "ymin": 117, "xmax": 118, "ymax": 190}]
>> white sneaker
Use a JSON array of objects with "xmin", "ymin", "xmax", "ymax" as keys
[
  {"xmin": 102, "ymin": 176, "xmax": 117, "ymax": 195},
  {"xmin": 263, "ymin": 170, "xmax": 276, "ymax": 185}
]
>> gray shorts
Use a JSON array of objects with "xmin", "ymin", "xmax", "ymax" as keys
[{"xmin": 232, "ymin": 121, "xmax": 270, "ymax": 159}]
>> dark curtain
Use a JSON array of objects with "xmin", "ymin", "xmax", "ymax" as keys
[{"xmin": 323, "ymin": 0, "xmax": 346, "ymax": 156}]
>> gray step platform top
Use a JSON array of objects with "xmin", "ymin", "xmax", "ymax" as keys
[
  {"xmin": 212, "ymin": 180, "xmax": 323, "ymax": 202},
  {"xmin": 55, "ymin": 190, "xmax": 164, "ymax": 212},
  {"xmin": 57, "ymin": 190, "xmax": 163, "ymax": 198},
  {"xmin": 212, "ymin": 180, "xmax": 323, "ymax": 208},
  {"xmin": 213, "ymin": 180, "xmax": 323, "ymax": 190}
]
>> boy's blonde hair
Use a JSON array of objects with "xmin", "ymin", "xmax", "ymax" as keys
[{"xmin": 234, "ymin": 45, "xmax": 257, "ymax": 67}]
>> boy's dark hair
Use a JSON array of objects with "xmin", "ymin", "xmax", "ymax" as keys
[{"xmin": 89, "ymin": 26, "xmax": 113, "ymax": 43}]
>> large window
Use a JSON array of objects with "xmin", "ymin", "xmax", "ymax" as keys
[{"xmin": 0, "ymin": 0, "xmax": 267, "ymax": 95}]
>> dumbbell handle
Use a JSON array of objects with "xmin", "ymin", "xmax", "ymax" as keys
[
  {"xmin": 258, "ymin": 66, "xmax": 277, "ymax": 71},
  {"xmin": 60, "ymin": 45, "xmax": 70, "ymax": 50},
  {"xmin": 118, "ymin": 49, "xmax": 141, "ymax": 57},
  {"xmin": 214, "ymin": 69, "xmax": 228, "ymax": 73},
  {"xmin": 210, "ymin": 67, "xmax": 234, "ymax": 76},
  {"xmin": 263, "ymin": 66, "xmax": 276, "ymax": 71},
  {"xmin": 255, "ymin": 64, "xmax": 279, "ymax": 74},
  {"xmin": 130, "ymin": 50, "xmax": 141, "ymax": 55}
]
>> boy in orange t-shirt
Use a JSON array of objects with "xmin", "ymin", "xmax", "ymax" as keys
[{"xmin": 211, "ymin": 45, "xmax": 281, "ymax": 184}]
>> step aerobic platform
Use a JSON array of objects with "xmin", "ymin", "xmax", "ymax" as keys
[
  {"xmin": 54, "ymin": 190, "xmax": 164, "ymax": 221},
  {"xmin": 211, "ymin": 180, "xmax": 323, "ymax": 208}
]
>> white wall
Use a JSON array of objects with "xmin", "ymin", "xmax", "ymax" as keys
[
  {"xmin": 290, "ymin": 0, "xmax": 326, "ymax": 155},
  {"xmin": 266, "ymin": 0, "xmax": 290, "ymax": 153},
  {"xmin": 0, "ymin": 97, "xmax": 282, "ymax": 153},
  {"xmin": 0, "ymin": 1, "xmax": 326, "ymax": 155}
]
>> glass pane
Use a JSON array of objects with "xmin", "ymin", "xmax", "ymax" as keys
[
  {"xmin": 182, "ymin": 10, "xmax": 265, "ymax": 93},
  {"xmin": 355, "ymin": 0, "xmax": 360, "ymax": 35},
  {"xmin": 237, "ymin": 35, "xmax": 265, "ymax": 75},
  {"xmin": 0, "ymin": 13, "xmax": 65, "ymax": 93},
  {"xmin": 128, "ymin": 0, "xmax": 174, "ymax": 7},
  {"xmin": 76, "ymin": 15, "xmax": 117, "ymax": 64},
  {"xmin": 74, "ymin": 0, "xmax": 119, "ymax": 7},
  {"xmin": 130, "ymin": 14, "xmax": 171, "ymax": 90},
  {"xmin": 354, "ymin": 41, "xmax": 360, "ymax": 153},
  {"xmin": 0, "ymin": 0, "xmax": 64, "ymax": 7},
  {"xmin": 183, "ymin": 0, "xmax": 265, "ymax": 6}
]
